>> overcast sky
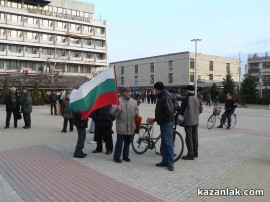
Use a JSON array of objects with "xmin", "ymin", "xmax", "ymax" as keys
[{"xmin": 83, "ymin": 0, "xmax": 270, "ymax": 74}]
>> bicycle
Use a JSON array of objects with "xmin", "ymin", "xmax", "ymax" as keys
[
  {"xmin": 207, "ymin": 106, "xmax": 237, "ymax": 129},
  {"xmin": 131, "ymin": 122, "xmax": 184, "ymax": 162}
]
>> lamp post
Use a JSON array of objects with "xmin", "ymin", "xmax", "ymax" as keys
[{"xmin": 191, "ymin": 39, "xmax": 201, "ymax": 95}]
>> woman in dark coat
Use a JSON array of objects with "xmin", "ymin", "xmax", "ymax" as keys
[{"xmin": 61, "ymin": 93, "xmax": 73, "ymax": 133}]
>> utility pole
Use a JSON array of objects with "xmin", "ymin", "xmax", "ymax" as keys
[{"xmin": 191, "ymin": 39, "xmax": 201, "ymax": 95}]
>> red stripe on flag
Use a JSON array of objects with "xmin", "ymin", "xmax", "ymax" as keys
[{"xmin": 78, "ymin": 91, "xmax": 118, "ymax": 120}]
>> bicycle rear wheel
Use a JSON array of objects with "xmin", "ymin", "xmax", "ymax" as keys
[
  {"xmin": 173, "ymin": 131, "xmax": 184, "ymax": 162},
  {"xmin": 132, "ymin": 125, "xmax": 150, "ymax": 154},
  {"xmin": 207, "ymin": 114, "xmax": 216, "ymax": 129}
]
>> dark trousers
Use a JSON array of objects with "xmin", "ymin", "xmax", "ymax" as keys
[
  {"xmin": 50, "ymin": 103, "xmax": 57, "ymax": 115},
  {"xmin": 23, "ymin": 113, "xmax": 31, "ymax": 127},
  {"xmin": 6, "ymin": 110, "xmax": 18, "ymax": 127},
  {"xmin": 95, "ymin": 125, "xmax": 113, "ymax": 152},
  {"xmin": 63, "ymin": 118, "xmax": 74, "ymax": 131},
  {"xmin": 220, "ymin": 110, "xmax": 233, "ymax": 127},
  {"xmin": 114, "ymin": 134, "xmax": 132, "ymax": 159},
  {"xmin": 184, "ymin": 125, "xmax": 199, "ymax": 157},
  {"xmin": 74, "ymin": 127, "xmax": 86, "ymax": 156}
]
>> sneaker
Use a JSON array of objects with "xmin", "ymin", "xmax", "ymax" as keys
[
  {"xmin": 194, "ymin": 153, "xmax": 198, "ymax": 158},
  {"xmin": 156, "ymin": 162, "xmax": 167, "ymax": 167},
  {"xmin": 81, "ymin": 152, "xmax": 87, "ymax": 157},
  {"xmin": 217, "ymin": 125, "xmax": 223, "ymax": 128},
  {"xmin": 114, "ymin": 158, "xmax": 122, "ymax": 163},
  {"xmin": 182, "ymin": 155, "xmax": 194, "ymax": 160},
  {"xmin": 168, "ymin": 165, "xmax": 174, "ymax": 171},
  {"xmin": 123, "ymin": 157, "xmax": 131, "ymax": 162}
]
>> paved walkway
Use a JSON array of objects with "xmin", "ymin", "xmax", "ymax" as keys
[{"xmin": 0, "ymin": 104, "xmax": 269, "ymax": 202}]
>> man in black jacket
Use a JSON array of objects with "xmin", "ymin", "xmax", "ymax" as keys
[
  {"xmin": 48, "ymin": 91, "xmax": 57, "ymax": 115},
  {"xmin": 91, "ymin": 105, "xmax": 114, "ymax": 154},
  {"xmin": 5, "ymin": 87, "xmax": 20, "ymax": 128},
  {"xmin": 20, "ymin": 88, "xmax": 32, "ymax": 129},
  {"xmin": 151, "ymin": 82, "xmax": 175, "ymax": 171}
]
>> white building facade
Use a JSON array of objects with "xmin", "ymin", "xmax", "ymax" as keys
[
  {"xmin": 0, "ymin": 0, "xmax": 107, "ymax": 77},
  {"xmin": 111, "ymin": 52, "xmax": 240, "ymax": 90}
]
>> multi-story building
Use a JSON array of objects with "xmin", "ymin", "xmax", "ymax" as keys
[
  {"xmin": 248, "ymin": 52, "xmax": 270, "ymax": 87},
  {"xmin": 110, "ymin": 52, "xmax": 240, "ymax": 91},
  {"xmin": 0, "ymin": 0, "xmax": 107, "ymax": 77}
]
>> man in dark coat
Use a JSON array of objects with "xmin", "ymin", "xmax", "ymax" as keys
[
  {"xmin": 5, "ymin": 87, "xmax": 20, "ymax": 128},
  {"xmin": 91, "ymin": 105, "xmax": 114, "ymax": 154},
  {"xmin": 48, "ymin": 91, "xmax": 57, "ymax": 115},
  {"xmin": 20, "ymin": 88, "xmax": 32, "ymax": 129},
  {"xmin": 61, "ymin": 93, "xmax": 73, "ymax": 133}
]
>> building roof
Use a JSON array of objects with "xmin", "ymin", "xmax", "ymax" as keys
[
  {"xmin": 25, "ymin": 0, "xmax": 51, "ymax": 6},
  {"xmin": 0, "ymin": 73, "xmax": 89, "ymax": 90}
]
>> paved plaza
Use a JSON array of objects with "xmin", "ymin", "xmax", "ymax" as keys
[{"xmin": 0, "ymin": 103, "xmax": 269, "ymax": 202}]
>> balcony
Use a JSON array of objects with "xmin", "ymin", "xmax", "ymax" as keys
[{"xmin": 248, "ymin": 69, "xmax": 260, "ymax": 74}]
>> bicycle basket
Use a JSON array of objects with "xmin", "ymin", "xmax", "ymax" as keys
[{"xmin": 213, "ymin": 107, "xmax": 221, "ymax": 115}]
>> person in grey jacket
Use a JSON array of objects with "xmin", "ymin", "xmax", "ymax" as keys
[
  {"xmin": 20, "ymin": 88, "xmax": 32, "ymax": 129},
  {"xmin": 111, "ymin": 87, "xmax": 139, "ymax": 163},
  {"xmin": 180, "ymin": 85, "xmax": 202, "ymax": 160}
]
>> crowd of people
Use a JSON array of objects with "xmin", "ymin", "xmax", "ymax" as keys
[{"xmin": 3, "ymin": 83, "xmax": 237, "ymax": 172}]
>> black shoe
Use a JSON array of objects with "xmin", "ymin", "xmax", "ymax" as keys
[
  {"xmin": 89, "ymin": 131, "xmax": 95, "ymax": 133},
  {"xmin": 226, "ymin": 126, "xmax": 231, "ymax": 130},
  {"xmin": 14, "ymin": 126, "xmax": 17, "ymax": 128},
  {"xmin": 23, "ymin": 126, "xmax": 30, "ymax": 129},
  {"xmin": 114, "ymin": 158, "xmax": 122, "ymax": 163},
  {"xmin": 168, "ymin": 165, "xmax": 174, "ymax": 171},
  {"xmin": 194, "ymin": 153, "xmax": 198, "ymax": 158},
  {"xmin": 81, "ymin": 152, "xmax": 87, "ymax": 157},
  {"xmin": 156, "ymin": 162, "xmax": 167, "ymax": 167},
  {"xmin": 105, "ymin": 151, "xmax": 112, "ymax": 155},
  {"xmin": 61, "ymin": 130, "xmax": 67, "ymax": 133},
  {"xmin": 70, "ymin": 129, "xmax": 73, "ymax": 132},
  {"xmin": 182, "ymin": 155, "xmax": 194, "ymax": 160},
  {"xmin": 74, "ymin": 154, "xmax": 85, "ymax": 158},
  {"xmin": 92, "ymin": 150, "xmax": 102, "ymax": 153},
  {"xmin": 217, "ymin": 125, "xmax": 223, "ymax": 128},
  {"xmin": 4, "ymin": 126, "xmax": 9, "ymax": 129},
  {"xmin": 123, "ymin": 157, "xmax": 131, "ymax": 162}
]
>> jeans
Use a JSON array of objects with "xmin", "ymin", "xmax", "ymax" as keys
[
  {"xmin": 184, "ymin": 125, "xmax": 198, "ymax": 157},
  {"xmin": 114, "ymin": 134, "xmax": 132, "ymax": 159},
  {"xmin": 160, "ymin": 121, "xmax": 174, "ymax": 166},
  {"xmin": 74, "ymin": 127, "xmax": 86, "ymax": 156}
]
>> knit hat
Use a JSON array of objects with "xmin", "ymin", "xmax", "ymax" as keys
[
  {"xmin": 154, "ymin": 82, "xmax": 165, "ymax": 90},
  {"xmin": 186, "ymin": 85, "xmax": 194, "ymax": 91},
  {"xmin": 169, "ymin": 88, "xmax": 176, "ymax": 94}
]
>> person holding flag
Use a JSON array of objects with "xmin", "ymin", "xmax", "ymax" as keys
[{"xmin": 69, "ymin": 67, "xmax": 119, "ymax": 158}]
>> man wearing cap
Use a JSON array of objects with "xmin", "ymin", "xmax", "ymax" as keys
[
  {"xmin": 180, "ymin": 85, "xmax": 202, "ymax": 160},
  {"xmin": 151, "ymin": 82, "xmax": 175, "ymax": 171},
  {"xmin": 111, "ymin": 87, "xmax": 139, "ymax": 163},
  {"xmin": 217, "ymin": 93, "xmax": 237, "ymax": 129},
  {"xmin": 20, "ymin": 88, "xmax": 32, "ymax": 129}
]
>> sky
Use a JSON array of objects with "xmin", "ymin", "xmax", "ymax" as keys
[{"xmin": 81, "ymin": 0, "xmax": 270, "ymax": 75}]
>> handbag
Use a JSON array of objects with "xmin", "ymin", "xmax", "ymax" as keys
[
  {"xmin": 177, "ymin": 105, "xmax": 189, "ymax": 127},
  {"xmin": 134, "ymin": 115, "xmax": 142, "ymax": 134}
]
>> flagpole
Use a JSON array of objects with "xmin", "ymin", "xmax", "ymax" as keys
[{"xmin": 113, "ymin": 65, "xmax": 119, "ymax": 105}]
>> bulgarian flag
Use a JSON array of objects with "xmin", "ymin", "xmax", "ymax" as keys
[
  {"xmin": 69, "ymin": 67, "xmax": 118, "ymax": 120},
  {"xmin": 60, "ymin": 90, "xmax": 67, "ymax": 101}
]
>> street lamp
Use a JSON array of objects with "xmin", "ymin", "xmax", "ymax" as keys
[{"xmin": 191, "ymin": 39, "xmax": 201, "ymax": 95}]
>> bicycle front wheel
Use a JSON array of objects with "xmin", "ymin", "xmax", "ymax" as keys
[
  {"xmin": 173, "ymin": 131, "xmax": 184, "ymax": 162},
  {"xmin": 132, "ymin": 125, "xmax": 150, "ymax": 154},
  {"xmin": 207, "ymin": 114, "xmax": 216, "ymax": 129}
]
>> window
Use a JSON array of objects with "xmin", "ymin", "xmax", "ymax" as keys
[
  {"xmin": 0, "ymin": 44, "xmax": 5, "ymax": 51},
  {"xmin": 42, "ymin": 48, "xmax": 54, "ymax": 55},
  {"xmin": 226, "ymin": 63, "xmax": 230, "ymax": 73},
  {"xmin": 169, "ymin": 60, "xmax": 173, "ymax": 70},
  {"xmin": 135, "ymin": 65, "xmax": 138, "ymax": 74},
  {"xmin": 150, "ymin": 75, "xmax": 154, "ymax": 84},
  {"xmin": 10, "ymin": 45, "xmax": 21, "ymax": 53},
  {"xmin": 168, "ymin": 73, "xmax": 173, "ymax": 83},
  {"xmin": 121, "ymin": 66, "xmax": 124, "ymax": 75},
  {"xmin": 190, "ymin": 59, "xmax": 194, "ymax": 69},
  {"xmin": 190, "ymin": 72, "xmax": 194, "ymax": 82},
  {"xmin": 135, "ymin": 76, "xmax": 138, "ymax": 86},
  {"xmin": 150, "ymin": 63, "xmax": 154, "ymax": 72},
  {"xmin": 209, "ymin": 61, "xmax": 213, "ymax": 71},
  {"xmin": 58, "ymin": 7, "xmax": 63, "ymax": 13},
  {"xmin": 62, "ymin": 37, "xmax": 66, "ymax": 42},
  {"xmin": 121, "ymin": 77, "xmax": 124, "ymax": 85},
  {"xmin": 61, "ymin": 51, "xmax": 66, "ymax": 56},
  {"xmin": 0, "ymin": 60, "xmax": 4, "ymax": 69},
  {"xmin": 84, "ymin": 52, "xmax": 91, "ymax": 58}
]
